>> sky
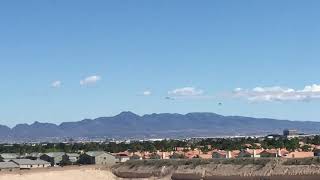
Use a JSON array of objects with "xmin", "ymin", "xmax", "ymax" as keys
[{"xmin": 1, "ymin": 0, "xmax": 320, "ymax": 126}]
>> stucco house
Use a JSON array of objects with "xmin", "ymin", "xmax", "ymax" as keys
[{"xmin": 79, "ymin": 151, "xmax": 116, "ymax": 165}]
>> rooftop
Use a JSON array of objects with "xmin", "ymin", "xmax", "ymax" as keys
[
  {"xmin": 11, "ymin": 159, "xmax": 50, "ymax": 165},
  {"xmin": 0, "ymin": 162, "xmax": 19, "ymax": 169},
  {"xmin": 86, "ymin": 151, "xmax": 110, "ymax": 157},
  {"xmin": 44, "ymin": 152, "xmax": 65, "ymax": 158}
]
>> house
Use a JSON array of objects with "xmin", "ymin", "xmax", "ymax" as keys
[
  {"xmin": 79, "ymin": 151, "xmax": 116, "ymax": 165},
  {"xmin": 0, "ymin": 153, "xmax": 20, "ymax": 162},
  {"xmin": 283, "ymin": 129, "xmax": 298, "ymax": 138},
  {"xmin": 238, "ymin": 149, "xmax": 263, "ymax": 158},
  {"xmin": 284, "ymin": 151, "xmax": 314, "ymax": 158},
  {"xmin": 115, "ymin": 153, "xmax": 130, "ymax": 163},
  {"xmin": 260, "ymin": 149, "xmax": 289, "ymax": 158},
  {"xmin": 0, "ymin": 162, "xmax": 19, "ymax": 171},
  {"xmin": 40, "ymin": 152, "xmax": 65, "ymax": 166},
  {"xmin": 10, "ymin": 159, "xmax": 51, "ymax": 169},
  {"xmin": 62, "ymin": 153, "xmax": 80, "ymax": 165}
]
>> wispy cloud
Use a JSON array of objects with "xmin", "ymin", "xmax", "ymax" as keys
[
  {"xmin": 51, "ymin": 80, "xmax": 61, "ymax": 88},
  {"xmin": 80, "ymin": 75, "xmax": 101, "ymax": 86},
  {"xmin": 168, "ymin": 87, "xmax": 204, "ymax": 96},
  {"xmin": 142, "ymin": 90, "xmax": 152, "ymax": 96},
  {"xmin": 233, "ymin": 84, "xmax": 320, "ymax": 102}
]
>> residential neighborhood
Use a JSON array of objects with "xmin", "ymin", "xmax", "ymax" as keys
[{"xmin": 0, "ymin": 129, "xmax": 320, "ymax": 172}]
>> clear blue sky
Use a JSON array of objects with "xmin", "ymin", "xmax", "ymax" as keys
[{"xmin": 1, "ymin": 0, "xmax": 320, "ymax": 126}]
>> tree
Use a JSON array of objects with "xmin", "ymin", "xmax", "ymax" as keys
[
  {"xmin": 301, "ymin": 145, "xmax": 312, "ymax": 152},
  {"xmin": 284, "ymin": 138, "xmax": 300, "ymax": 151}
]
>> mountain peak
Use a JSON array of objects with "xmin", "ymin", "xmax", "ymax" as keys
[{"xmin": 116, "ymin": 111, "xmax": 140, "ymax": 118}]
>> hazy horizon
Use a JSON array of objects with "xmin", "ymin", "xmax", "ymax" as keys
[{"xmin": 1, "ymin": 111, "xmax": 318, "ymax": 128}]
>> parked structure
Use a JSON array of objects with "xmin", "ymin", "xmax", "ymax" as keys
[
  {"xmin": 40, "ymin": 152, "xmax": 65, "ymax": 166},
  {"xmin": 79, "ymin": 151, "xmax": 116, "ymax": 165},
  {"xmin": 0, "ymin": 162, "xmax": 19, "ymax": 171},
  {"xmin": 10, "ymin": 159, "xmax": 50, "ymax": 169}
]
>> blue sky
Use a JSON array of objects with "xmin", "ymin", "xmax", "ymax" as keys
[{"xmin": 1, "ymin": 0, "xmax": 320, "ymax": 126}]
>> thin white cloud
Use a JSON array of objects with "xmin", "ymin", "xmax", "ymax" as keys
[
  {"xmin": 80, "ymin": 75, "xmax": 101, "ymax": 86},
  {"xmin": 233, "ymin": 84, "xmax": 320, "ymax": 102},
  {"xmin": 168, "ymin": 87, "xmax": 204, "ymax": 96},
  {"xmin": 51, "ymin": 80, "xmax": 61, "ymax": 88},
  {"xmin": 142, "ymin": 90, "xmax": 152, "ymax": 96}
]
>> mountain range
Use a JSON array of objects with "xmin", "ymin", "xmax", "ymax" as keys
[{"xmin": 1, "ymin": 112, "xmax": 320, "ymax": 141}]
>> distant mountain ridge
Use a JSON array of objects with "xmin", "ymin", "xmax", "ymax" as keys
[{"xmin": 1, "ymin": 112, "xmax": 320, "ymax": 141}]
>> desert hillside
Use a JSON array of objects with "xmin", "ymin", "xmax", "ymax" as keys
[{"xmin": 112, "ymin": 158, "xmax": 320, "ymax": 179}]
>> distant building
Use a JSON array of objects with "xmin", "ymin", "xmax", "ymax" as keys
[
  {"xmin": 0, "ymin": 162, "xmax": 19, "ymax": 171},
  {"xmin": 40, "ymin": 152, "xmax": 65, "ymax": 166},
  {"xmin": 79, "ymin": 151, "xmax": 116, "ymax": 165},
  {"xmin": 10, "ymin": 159, "xmax": 51, "ymax": 169},
  {"xmin": 266, "ymin": 134, "xmax": 282, "ymax": 140},
  {"xmin": 283, "ymin": 129, "xmax": 298, "ymax": 137}
]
